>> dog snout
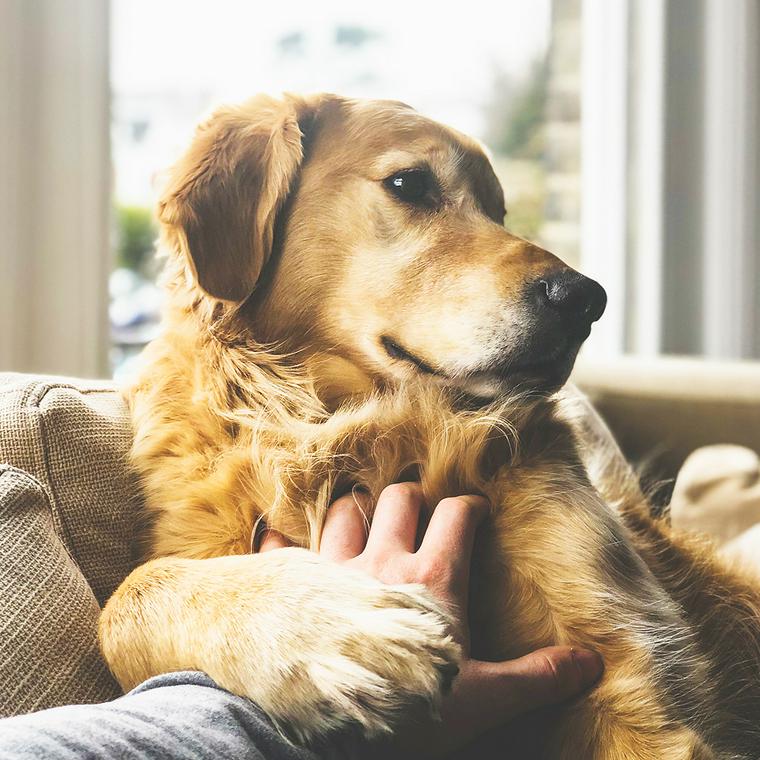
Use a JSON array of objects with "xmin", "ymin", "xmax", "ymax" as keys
[{"xmin": 535, "ymin": 270, "xmax": 607, "ymax": 326}]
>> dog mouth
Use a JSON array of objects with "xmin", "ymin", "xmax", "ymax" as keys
[
  {"xmin": 489, "ymin": 351, "xmax": 579, "ymax": 392},
  {"xmin": 380, "ymin": 336, "xmax": 439, "ymax": 376},
  {"xmin": 380, "ymin": 335, "xmax": 579, "ymax": 395},
  {"xmin": 488, "ymin": 333, "xmax": 584, "ymax": 388}
]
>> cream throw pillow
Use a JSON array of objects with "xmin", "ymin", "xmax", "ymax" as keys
[{"xmin": 671, "ymin": 444, "xmax": 760, "ymax": 572}]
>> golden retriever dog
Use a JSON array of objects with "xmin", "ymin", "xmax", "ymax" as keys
[{"xmin": 99, "ymin": 93, "xmax": 760, "ymax": 759}]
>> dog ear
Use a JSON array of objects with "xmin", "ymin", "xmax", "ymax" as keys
[{"xmin": 158, "ymin": 94, "xmax": 331, "ymax": 302}]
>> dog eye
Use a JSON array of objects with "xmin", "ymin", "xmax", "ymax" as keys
[{"xmin": 384, "ymin": 169, "xmax": 434, "ymax": 205}]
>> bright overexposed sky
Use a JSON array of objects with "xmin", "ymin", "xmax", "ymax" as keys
[
  {"xmin": 111, "ymin": 0, "xmax": 550, "ymax": 136},
  {"xmin": 110, "ymin": 0, "xmax": 550, "ymax": 204}
]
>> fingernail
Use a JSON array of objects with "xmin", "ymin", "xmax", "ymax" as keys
[
  {"xmin": 250, "ymin": 517, "xmax": 268, "ymax": 553},
  {"xmin": 571, "ymin": 648, "xmax": 604, "ymax": 686},
  {"xmin": 351, "ymin": 486, "xmax": 371, "ymax": 505}
]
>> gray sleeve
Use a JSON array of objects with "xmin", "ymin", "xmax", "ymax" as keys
[{"xmin": 0, "ymin": 671, "xmax": 325, "ymax": 760}]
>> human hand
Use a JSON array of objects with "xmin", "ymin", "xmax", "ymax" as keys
[{"xmin": 259, "ymin": 483, "xmax": 603, "ymax": 755}]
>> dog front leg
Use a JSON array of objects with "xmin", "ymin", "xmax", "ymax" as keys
[{"xmin": 99, "ymin": 547, "xmax": 460, "ymax": 746}]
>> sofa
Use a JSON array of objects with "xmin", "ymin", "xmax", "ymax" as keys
[{"xmin": 1, "ymin": 358, "xmax": 759, "ymax": 717}]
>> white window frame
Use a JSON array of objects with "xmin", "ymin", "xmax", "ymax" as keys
[{"xmin": 579, "ymin": 0, "xmax": 760, "ymax": 361}]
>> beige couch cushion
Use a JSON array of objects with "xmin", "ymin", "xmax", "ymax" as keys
[
  {"xmin": 0, "ymin": 373, "xmax": 140, "ymax": 715},
  {"xmin": 670, "ymin": 444, "xmax": 760, "ymax": 575},
  {"xmin": 671, "ymin": 445, "xmax": 760, "ymax": 544},
  {"xmin": 574, "ymin": 357, "xmax": 760, "ymax": 481}
]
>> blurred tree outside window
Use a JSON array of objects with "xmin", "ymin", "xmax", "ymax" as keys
[
  {"xmin": 485, "ymin": 59, "xmax": 549, "ymax": 243},
  {"xmin": 110, "ymin": 205, "xmax": 160, "ymax": 374},
  {"xmin": 115, "ymin": 205, "xmax": 156, "ymax": 272}
]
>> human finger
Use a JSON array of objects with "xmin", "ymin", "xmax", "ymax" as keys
[
  {"xmin": 364, "ymin": 482, "xmax": 425, "ymax": 555},
  {"xmin": 320, "ymin": 490, "xmax": 371, "ymax": 562},
  {"xmin": 417, "ymin": 495, "xmax": 489, "ymax": 585},
  {"xmin": 468, "ymin": 646, "xmax": 604, "ymax": 724},
  {"xmin": 257, "ymin": 529, "xmax": 291, "ymax": 552}
]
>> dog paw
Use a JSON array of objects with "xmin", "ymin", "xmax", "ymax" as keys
[{"xmin": 231, "ymin": 549, "xmax": 461, "ymax": 745}]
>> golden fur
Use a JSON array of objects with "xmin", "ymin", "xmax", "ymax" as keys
[{"xmin": 99, "ymin": 94, "xmax": 760, "ymax": 759}]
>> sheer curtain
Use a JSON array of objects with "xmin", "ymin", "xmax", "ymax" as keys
[{"xmin": 0, "ymin": 0, "xmax": 110, "ymax": 377}]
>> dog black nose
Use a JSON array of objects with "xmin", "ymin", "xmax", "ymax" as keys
[{"xmin": 537, "ymin": 270, "xmax": 607, "ymax": 324}]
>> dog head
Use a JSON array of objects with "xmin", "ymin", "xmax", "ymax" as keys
[{"xmin": 159, "ymin": 93, "xmax": 605, "ymax": 400}]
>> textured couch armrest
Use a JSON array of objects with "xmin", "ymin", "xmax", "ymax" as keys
[
  {"xmin": 0, "ymin": 464, "xmax": 121, "ymax": 716},
  {"xmin": 0, "ymin": 372, "xmax": 140, "ymax": 715},
  {"xmin": 0, "ymin": 372, "xmax": 138, "ymax": 604}
]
